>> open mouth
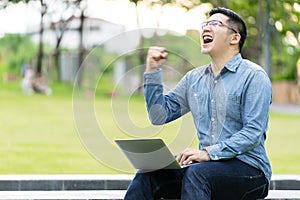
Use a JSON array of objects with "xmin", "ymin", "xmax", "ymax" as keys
[{"xmin": 203, "ymin": 35, "xmax": 213, "ymax": 44}]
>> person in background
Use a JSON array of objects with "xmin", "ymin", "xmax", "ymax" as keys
[
  {"xmin": 32, "ymin": 72, "xmax": 52, "ymax": 96},
  {"xmin": 21, "ymin": 65, "xmax": 34, "ymax": 95},
  {"xmin": 124, "ymin": 7, "xmax": 272, "ymax": 200}
]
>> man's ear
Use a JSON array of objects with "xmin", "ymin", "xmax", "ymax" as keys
[{"xmin": 230, "ymin": 33, "xmax": 241, "ymax": 45}]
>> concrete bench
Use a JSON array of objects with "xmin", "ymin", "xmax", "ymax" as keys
[
  {"xmin": 0, "ymin": 174, "xmax": 299, "ymax": 199},
  {"xmin": 265, "ymin": 190, "xmax": 300, "ymax": 199},
  {"xmin": 1, "ymin": 174, "xmax": 299, "ymax": 190},
  {"xmin": 0, "ymin": 174, "xmax": 133, "ymax": 191},
  {"xmin": 270, "ymin": 175, "xmax": 300, "ymax": 190}
]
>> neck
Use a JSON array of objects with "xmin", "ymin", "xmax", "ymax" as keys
[{"xmin": 210, "ymin": 51, "xmax": 239, "ymax": 76}]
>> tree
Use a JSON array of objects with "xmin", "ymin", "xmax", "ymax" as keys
[
  {"xmin": 141, "ymin": 0, "xmax": 299, "ymax": 81},
  {"xmin": 5, "ymin": 0, "xmax": 48, "ymax": 75},
  {"xmin": 73, "ymin": 0, "xmax": 88, "ymax": 87},
  {"xmin": 129, "ymin": 0, "xmax": 146, "ymax": 94},
  {"xmin": 49, "ymin": 0, "xmax": 78, "ymax": 81},
  {"xmin": 270, "ymin": 0, "xmax": 300, "ymax": 81},
  {"xmin": 198, "ymin": 0, "xmax": 299, "ymax": 80},
  {"xmin": 129, "ymin": 0, "xmax": 176, "ymax": 94},
  {"xmin": 0, "ymin": 34, "xmax": 37, "ymax": 73},
  {"xmin": 35, "ymin": 0, "xmax": 47, "ymax": 74},
  {"xmin": 2, "ymin": 0, "xmax": 30, "ymax": 8}
]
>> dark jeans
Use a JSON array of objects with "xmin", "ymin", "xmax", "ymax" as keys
[{"xmin": 124, "ymin": 159, "xmax": 269, "ymax": 200}]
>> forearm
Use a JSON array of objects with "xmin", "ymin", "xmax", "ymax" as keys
[
  {"xmin": 204, "ymin": 128, "xmax": 265, "ymax": 160},
  {"xmin": 144, "ymin": 70, "xmax": 184, "ymax": 125}
]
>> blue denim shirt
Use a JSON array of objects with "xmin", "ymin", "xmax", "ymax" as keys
[{"xmin": 144, "ymin": 53, "xmax": 272, "ymax": 182}]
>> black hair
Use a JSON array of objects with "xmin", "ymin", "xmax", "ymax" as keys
[{"xmin": 209, "ymin": 7, "xmax": 247, "ymax": 52}]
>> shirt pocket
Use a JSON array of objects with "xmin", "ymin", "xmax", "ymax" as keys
[{"xmin": 225, "ymin": 94, "xmax": 242, "ymax": 119}]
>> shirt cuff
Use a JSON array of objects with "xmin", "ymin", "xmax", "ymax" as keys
[
  {"xmin": 203, "ymin": 144, "xmax": 221, "ymax": 160},
  {"xmin": 144, "ymin": 68, "xmax": 162, "ymax": 85}
]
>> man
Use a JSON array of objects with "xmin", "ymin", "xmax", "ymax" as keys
[{"xmin": 124, "ymin": 7, "xmax": 271, "ymax": 200}]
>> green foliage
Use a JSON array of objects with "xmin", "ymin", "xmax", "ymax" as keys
[
  {"xmin": 202, "ymin": 0, "xmax": 300, "ymax": 80},
  {"xmin": 0, "ymin": 34, "xmax": 37, "ymax": 73},
  {"xmin": 89, "ymin": 46, "xmax": 117, "ymax": 74},
  {"xmin": 1, "ymin": 0, "xmax": 299, "ymax": 87},
  {"xmin": 130, "ymin": 0, "xmax": 299, "ymax": 82}
]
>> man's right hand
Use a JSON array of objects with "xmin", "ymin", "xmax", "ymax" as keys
[{"xmin": 146, "ymin": 46, "xmax": 168, "ymax": 73}]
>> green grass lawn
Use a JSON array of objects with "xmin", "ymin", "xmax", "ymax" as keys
[
  {"xmin": 0, "ymin": 82, "xmax": 299, "ymax": 174},
  {"xmin": 267, "ymin": 113, "xmax": 300, "ymax": 174}
]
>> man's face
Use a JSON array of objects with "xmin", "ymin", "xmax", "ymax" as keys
[{"xmin": 200, "ymin": 13, "xmax": 236, "ymax": 56}]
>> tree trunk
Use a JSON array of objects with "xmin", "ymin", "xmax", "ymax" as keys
[
  {"xmin": 77, "ymin": 8, "xmax": 85, "ymax": 87},
  {"xmin": 36, "ymin": 0, "xmax": 46, "ymax": 75},
  {"xmin": 134, "ymin": 2, "xmax": 145, "ymax": 94},
  {"xmin": 53, "ymin": 45, "xmax": 61, "ymax": 81},
  {"xmin": 262, "ymin": 0, "xmax": 272, "ymax": 79}
]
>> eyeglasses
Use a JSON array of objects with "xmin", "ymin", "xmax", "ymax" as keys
[{"xmin": 201, "ymin": 20, "xmax": 238, "ymax": 33}]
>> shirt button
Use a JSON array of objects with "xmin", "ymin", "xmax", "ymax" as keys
[
  {"xmin": 211, "ymin": 99, "xmax": 214, "ymax": 103},
  {"xmin": 214, "ymin": 80, "xmax": 218, "ymax": 84},
  {"xmin": 211, "ymin": 117, "xmax": 215, "ymax": 122}
]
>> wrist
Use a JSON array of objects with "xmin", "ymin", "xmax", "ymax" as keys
[
  {"xmin": 200, "ymin": 149, "xmax": 210, "ymax": 161},
  {"xmin": 145, "ymin": 65, "xmax": 160, "ymax": 73}
]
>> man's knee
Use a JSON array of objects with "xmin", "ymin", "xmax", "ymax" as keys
[
  {"xmin": 183, "ymin": 163, "xmax": 211, "ymax": 184},
  {"xmin": 181, "ymin": 163, "xmax": 211, "ymax": 199},
  {"xmin": 185, "ymin": 162, "xmax": 214, "ymax": 177}
]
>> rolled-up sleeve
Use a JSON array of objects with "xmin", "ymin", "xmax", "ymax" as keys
[{"xmin": 144, "ymin": 69, "xmax": 189, "ymax": 125}]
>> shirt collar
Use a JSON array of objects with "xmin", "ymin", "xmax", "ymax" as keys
[
  {"xmin": 204, "ymin": 53, "xmax": 242, "ymax": 74},
  {"xmin": 224, "ymin": 53, "xmax": 242, "ymax": 73}
]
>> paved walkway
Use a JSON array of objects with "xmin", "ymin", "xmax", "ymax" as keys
[
  {"xmin": 0, "ymin": 190, "xmax": 126, "ymax": 199},
  {"xmin": 0, "ymin": 190, "xmax": 299, "ymax": 199},
  {"xmin": 270, "ymin": 103, "xmax": 300, "ymax": 115}
]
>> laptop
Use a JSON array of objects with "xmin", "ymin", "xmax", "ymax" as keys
[{"xmin": 115, "ymin": 138, "xmax": 188, "ymax": 171}]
